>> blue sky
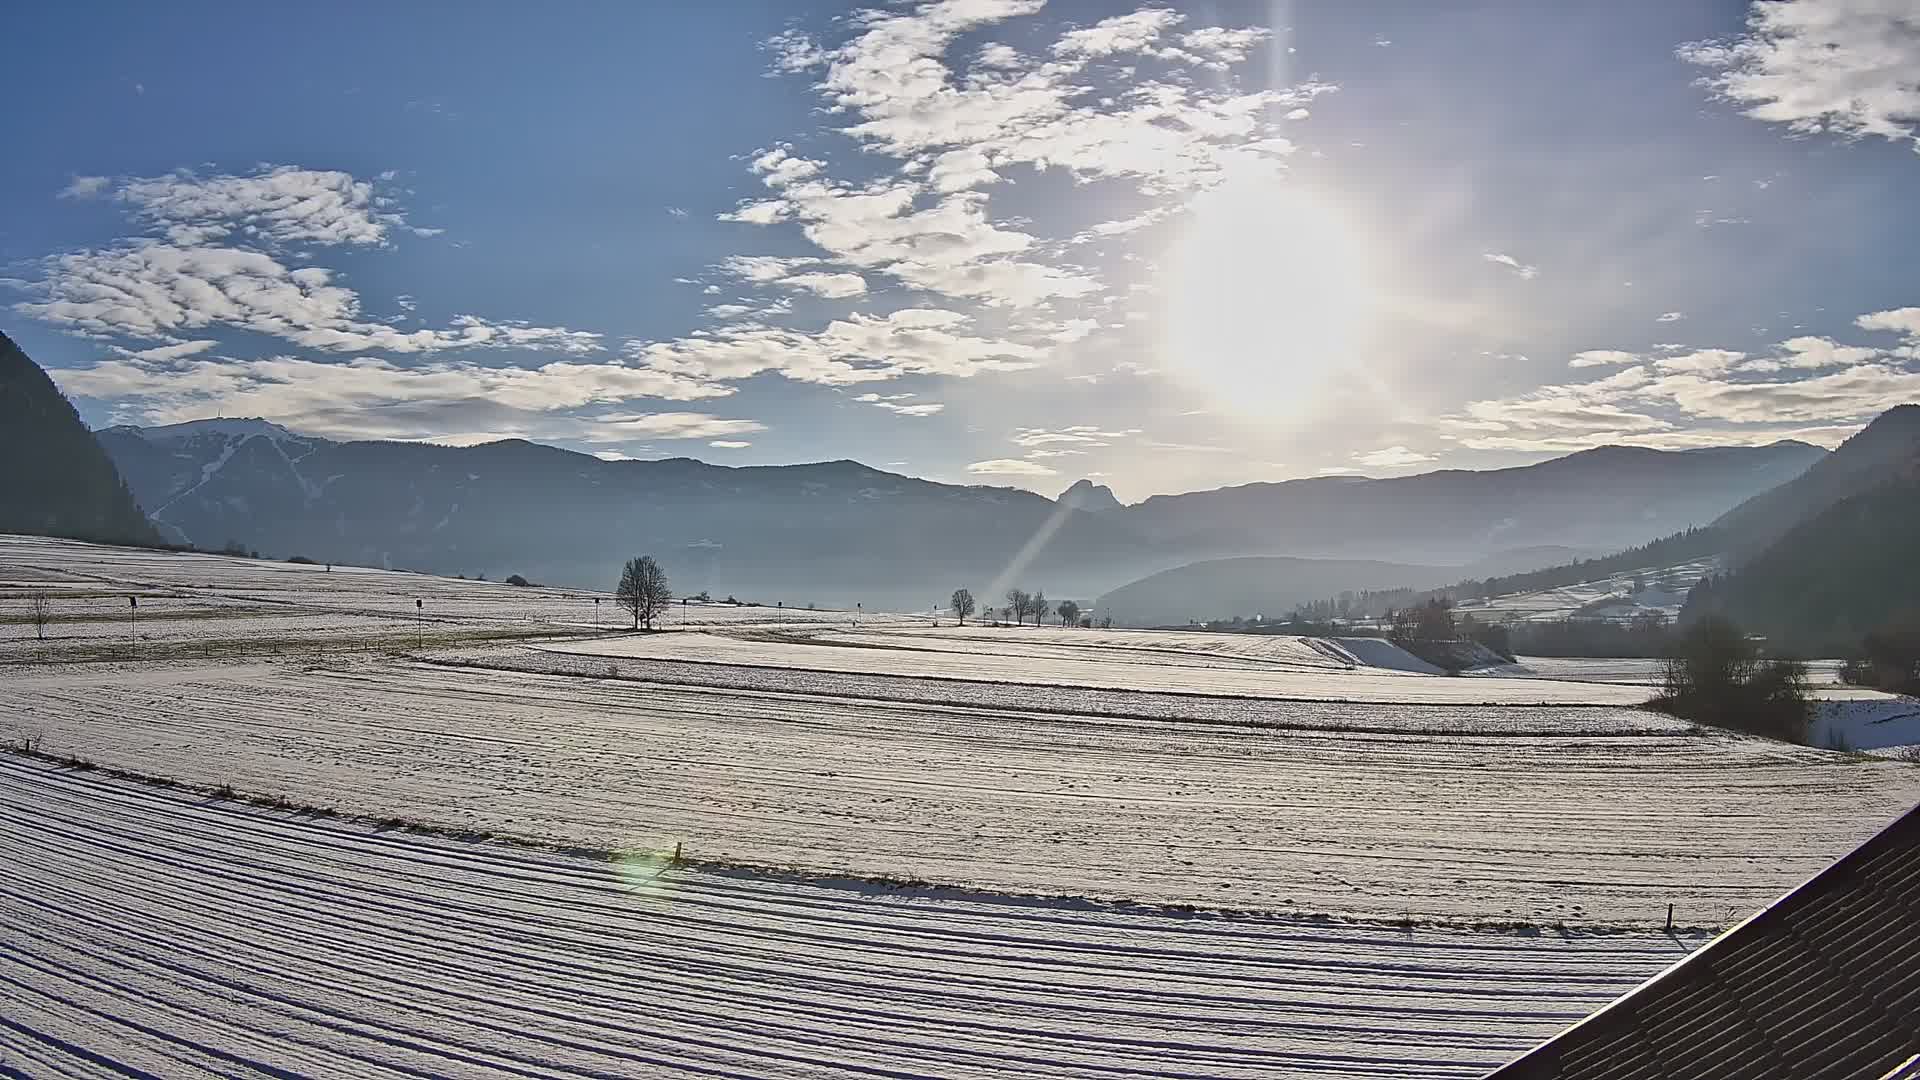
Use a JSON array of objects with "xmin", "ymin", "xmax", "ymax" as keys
[{"xmin": 5, "ymin": 0, "xmax": 1918, "ymax": 499}]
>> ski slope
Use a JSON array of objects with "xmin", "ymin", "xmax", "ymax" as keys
[{"xmin": 0, "ymin": 754, "xmax": 1709, "ymax": 1078}]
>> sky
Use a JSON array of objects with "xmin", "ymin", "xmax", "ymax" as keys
[{"xmin": 3, "ymin": 0, "xmax": 1918, "ymax": 501}]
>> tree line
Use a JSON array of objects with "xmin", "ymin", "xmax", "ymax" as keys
[{"xmin": 949, "ymin": 587, "xmax": 1092, "ymax": 627}]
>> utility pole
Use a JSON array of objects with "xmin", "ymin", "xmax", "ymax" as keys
[{"xmin": 416, "ymin": 598, "xmax": 423, "ymax": 650}]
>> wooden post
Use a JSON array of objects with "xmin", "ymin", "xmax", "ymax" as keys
[{"xmin": 1666, "ymin": 903, "xmax": 1674, "ymax": 931}]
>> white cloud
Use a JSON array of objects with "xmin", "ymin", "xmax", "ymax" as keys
[
  {"xmin": 780, "ymin": 271, "xmax": 868, "ymax": 298},
  {"xmin": 1442, "ymin": 302, "xmax": 1919, "ymax": 451},
  {"xmin": 16, "ymin": 241, "xmax": 599, "ymax": 355},
  {"xmin": 1857, "ymin": 305, "xmax": 1920, "ymax": 338},
  {"xmin": 853, "ymin": 391, "xmax": 945, "ymax": 416},
  {"xmin": 1009, "ymin": 424, "xmax": 1137, "ymax": 449},
  {"xmin": 721, "ymin": 254, "xmax": 818, "ymax": 282},
  {"xmin": 1354, "ymin": 445, "xmax": 1436, "ymax": 468},
  {"xmin": 1649, "ymin": 365, "xmax": 1920, "ymax": 423},
  {"xmin": 113, "ymin": 339, "xmax": 221, "ymax": 363},
  {"xmin": 624, "ymin": 307, "xmax": 1044, "ymax": 387},
  {"xmin": 1053, "ymin": 10, "xmax": 1184, "ymax": 59},
  {"xmin": 974, "ymin": 43, "xmax": 1022, "ymax": 69},
  {"xmin": 1740, "ymin": 335, "xmax": 1879, "ymax": 371},
  {"xmin": 1175, "ymin": 26, "xmax": 1270, "ymax": 69},
  {"xmin": 51, "ymin": 351, "xmax": 735, "ymax": 443},
  {"xmin": 580, "ymin": 412, "xmax": 766, "ymax": 442},
  {"xmin": 967, "ymin": 458, "xmax": 1058, "ymax": 477},
  {"xmin": 1656, "ymin": 310, "xmax": 1685, "ymax": 322},
  {"xmin": 709, "ymin": 439, "xmax": 752, "ymax": 448},
  {"xmin": 1570, "ymin": 349, "xmax": 1641, "ymax": 368},
  {"xmin": 109, "ymin": 165, "xmax": 424, "ymax": 248},
  {"xmin": 58, "ymin": 175, "xmax": 110, "ymax": 200},
  {"xmin": 1654, "ymin": 348, "xmax": 1745, "ymax": 374},
  {"xmin": 1679, "ymin": 0, "xmax": 1920, "ymax": 152},
  {"xmin": 1482, "ymin": 252, "xmax": 1539, "ymax": 279},
  {"xmin": 733, "ymin": 1, "xmax": 1329, "ymax": 315},
  {"xmin": 667, "ymin": 207, "xmax": 689, "ymax": 218}
]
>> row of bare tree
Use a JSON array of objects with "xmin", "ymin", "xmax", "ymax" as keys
[{"xmin": 949, "ymin": 587, "xmax": 1085, "ymax": 627}]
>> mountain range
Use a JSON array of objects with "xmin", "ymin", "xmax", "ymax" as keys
[
  {"xmin": 90, "ymin": 418, "xmax": 1821, "ymax": 613},
  {"xmin": 0, "ymin": 333, "xmax": 1839, "ymax": 612}
]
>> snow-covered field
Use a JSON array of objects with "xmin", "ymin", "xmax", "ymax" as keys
[
  {"xmin": 0, "ymin": 534, "xmax": 915, "ymax": 662},
  {"xmin": 6, "ymin": 535, "xmax": 1918, "ymax": 1076},
  {"xmin": 543, "ymin": 630, "xmax": 1655, "ymax": 705},
  {"xmin": 0, "ymin": 755, "xmax": 1709, "ymax": 1078},
  {"xmin": 7, "ymin": 656, "xmax": 1916, "ymax": 926},
  {"xmin": 1457, "ymin": 558, "xmax": 1719, "ymax": 624}
]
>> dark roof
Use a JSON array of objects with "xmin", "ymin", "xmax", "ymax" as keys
[{"xmin": 1485, "ymin": 802, "xmax": 1920, "ymax": 1080}]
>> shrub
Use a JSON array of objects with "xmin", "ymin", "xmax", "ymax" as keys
[
  {"xmin": 1654, "ymin": 615, "xmax": 1810, "ymax": 743},
  {"xmin": 505, "ymin": 574, "xmax": 530, "ymax": 587},
  {"xmin": 286, "ymin": 555, "xmax": 317, "ymax": 565}
]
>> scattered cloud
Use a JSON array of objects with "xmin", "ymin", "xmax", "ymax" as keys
[
  {"xmin": 580, "ymin": 412, "xmax": 766, "ymax": 442},
  {"xmin": 625, "ymin": 307, "xmax": 1043, "ymax": 388},
  {"xmin": 1857, "ymin": 305, "xmax": 1920, "ymax": 338},
  {"xmin": 1441, "ymin": 300, "xmax": 1919, "ymax": 452},
  {"xmin": 1482, "ymin": 252, "xmax": 1539, "ymax": 279},
  {"xmin": 1009, "ymin": 425, "xmax": 1138, "ymax": 449},
  {"xmin": 666, "ymin": 206, "xmax": 689, "ymax": 218},
  {"xmin": 1656, "ymin": 310, "xmax": 1685, "ymax": 322},
  {"xmin": 709, "ymin": 440, "xmax": 752, "ymax": 448},
  {"xmin": 1570, "ymin": 349, "xmax": 1640, "ymax": 368},
  {"xmin": 105, "ymin": 165, "xmax": 430, "ymax": 247},
  {"xmin": 1354, "ymin": 445, "xmax": 1436, "ymax": 468},
  {"xmin": 1654, "ymin": 348, "xmax": 1744, "ymax": 374},
  {"xmin": 51, "ymin": 351, "xmax": 739, "ymax": 443},
  {"xmin": 1680, "ymin": 0, "xmax": 1920, "ymax": 153},
  {"xmin": 58, "ymin": 175, "xmax": 110, "ymax": 200},
  {"xmin": 16, "ymin": 242, "xmax": 599, "ymax": 355},
  {"xmin": 854, "ymin": 392, "xmax": 945, "ymax": 416},
  {"xmin": 967, "ymin": 458, "xmax": 1058, "ymax": 477},
  {"xmin": 727, "ymin": 3, "xmax": 1330, "ymax": 317},
  {"xmin": 781, "ymin": 271, "xmax": 868, "ymax": 298}
]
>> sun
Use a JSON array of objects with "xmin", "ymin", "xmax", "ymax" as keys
[{"xmin": 1159, "ymin": 175, "xmax": 1377, "ymax": 418}]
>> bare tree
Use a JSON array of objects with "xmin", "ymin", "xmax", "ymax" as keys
[
  {"xmin": 29, "ymin": 592, "xmax": 51, "ymax": 641},
  {"xmin": 616, "ymin": 555, "xmax": 673, "ymax": 630},
  {"xmin": 1056, "ymin": 599, "xmax": 1080, "ymax": 627},
  {"xmin": 1028, "ymin": 589, "xmax": 1047, "ymax": 627},
  {"xmin": 951, "ymin": 588, "xmax": 976, "ymax": 625},
  {"xmin": 1005, "ymin": 589, "xmax": 1030, "ymax": 626}
]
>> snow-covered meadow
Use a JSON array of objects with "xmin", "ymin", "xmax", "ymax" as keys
[
  {"xmin": 0, "ymin": 754, "xmax": 1709, "ymax": 1078},
  {"xmin": 5, "ymin": 535, "xmax": 1919, "ymax": 1076}
]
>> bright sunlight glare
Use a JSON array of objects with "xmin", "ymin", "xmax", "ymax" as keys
[{"xmin": 1161, "ymin": 175, "xmax": 1377, "ymax": 419}]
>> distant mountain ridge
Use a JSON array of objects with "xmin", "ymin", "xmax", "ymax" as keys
[
  {"xmin": 1057, "ymin": 479, "xmax": 1124, "ymax": 514},
  {"xmin": 93, "ymin": 413, "xmax": 1827, "ymax": 612},
  {"xmin": 1118, "ymin": 440, "xmax": 1826, "ymax": 565},
  {"xmin": 1685, "ymin": 404, "xmax": 1920, "ymax": 651},
  {"xmin": 1711, "ymin": 404, "xmax": 1920, "ymax": 562},
  {"xmin": 0, "ymin": 332, "xmax": 159, "ymax": 547}
]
